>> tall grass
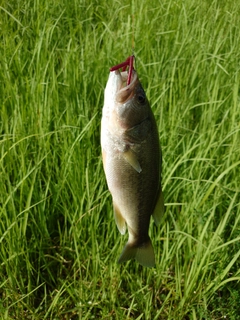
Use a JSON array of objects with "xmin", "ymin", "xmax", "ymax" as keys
[{"xmin": 0, "ymin": 0, "xmax": 239, "ymax": 319}]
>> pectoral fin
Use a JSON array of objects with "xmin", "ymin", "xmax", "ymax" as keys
[
  {"xmin": 113, "ymin": 202, "xmax": 126, "ymax": 235},
  {"xmin": 152, "ymin": 187, "xmax": 165, "ymax": 226},
  {"xmin": 123, "ymin": 149, "xmax": 142, "ymax": 173}
]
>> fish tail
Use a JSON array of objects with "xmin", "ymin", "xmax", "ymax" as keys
[{"xmin": 118, "ymin": 238, "xmax": 155, "ymax": 268}]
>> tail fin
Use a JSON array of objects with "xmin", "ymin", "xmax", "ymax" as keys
[{"xmin": 117, "ymin": 239, "xmax": 155, "ymax": 268}]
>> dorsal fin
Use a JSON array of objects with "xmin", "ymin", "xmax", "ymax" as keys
[{"xmin": 152, "ymin": 187, "xmax": 165, "ymax": 226}]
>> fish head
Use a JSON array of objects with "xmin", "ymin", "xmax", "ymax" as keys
[{"xmin": 103, "ymin": 69, "xmax": 151, "ymax": 133}]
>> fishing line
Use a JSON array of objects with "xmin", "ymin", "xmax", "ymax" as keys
[
  {"xmin": 131, "ymin": 0, "xmax": 136, "ymax": 68},
  {"xmin": 132, "ymin": 13, "xmax": 135, "ymax": 56}
]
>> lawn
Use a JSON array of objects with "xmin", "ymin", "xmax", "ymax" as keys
[{"xmin": 0, "ymin": 0, "xmax": 240, "ymax": 319}]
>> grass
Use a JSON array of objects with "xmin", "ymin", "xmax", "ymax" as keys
[{"xmin": 0, "ymin": 0, "xmax": 240, "ymax": 318}]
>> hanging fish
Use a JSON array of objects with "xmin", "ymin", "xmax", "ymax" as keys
[{"xmin": 101, "ymin": 56, "xmax": 164, "ymax": 267}]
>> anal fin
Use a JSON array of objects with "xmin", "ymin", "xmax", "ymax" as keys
[{"xmin": 113, "ymin": 202, "xmax": 126, "ymax": 235}]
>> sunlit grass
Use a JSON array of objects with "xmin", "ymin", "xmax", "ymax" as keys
[{"xmin": 0, "ymin": 0, "xmax": 240, "ymax": 319}]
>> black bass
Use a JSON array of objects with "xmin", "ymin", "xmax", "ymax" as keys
[{"xmin": 101, "ymin": 56, "xmax": 164, "ymax": 267}]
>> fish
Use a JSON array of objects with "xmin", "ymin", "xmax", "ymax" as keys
[{"xmin": 100, "ymin": 56, "xmax": 164, "ymax": 267}]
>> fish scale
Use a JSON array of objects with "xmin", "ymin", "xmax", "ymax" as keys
[{"xmin": 101, "ymin": 63, "xmax": 164, "ymax": 267}]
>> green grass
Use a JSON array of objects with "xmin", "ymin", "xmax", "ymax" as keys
[{"xmin": 0, "ymin": 0, "xmax": 240, "ymax": 318}]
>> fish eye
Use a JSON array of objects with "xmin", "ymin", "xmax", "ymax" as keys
[{"xmin": 137, "ymin": 94, "xmax": 146, "ymax": 104}]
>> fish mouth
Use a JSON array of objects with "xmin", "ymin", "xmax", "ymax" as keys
[{"xmin": 114, "ymin": 70, "xmax": 138, "ymax": 103}]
